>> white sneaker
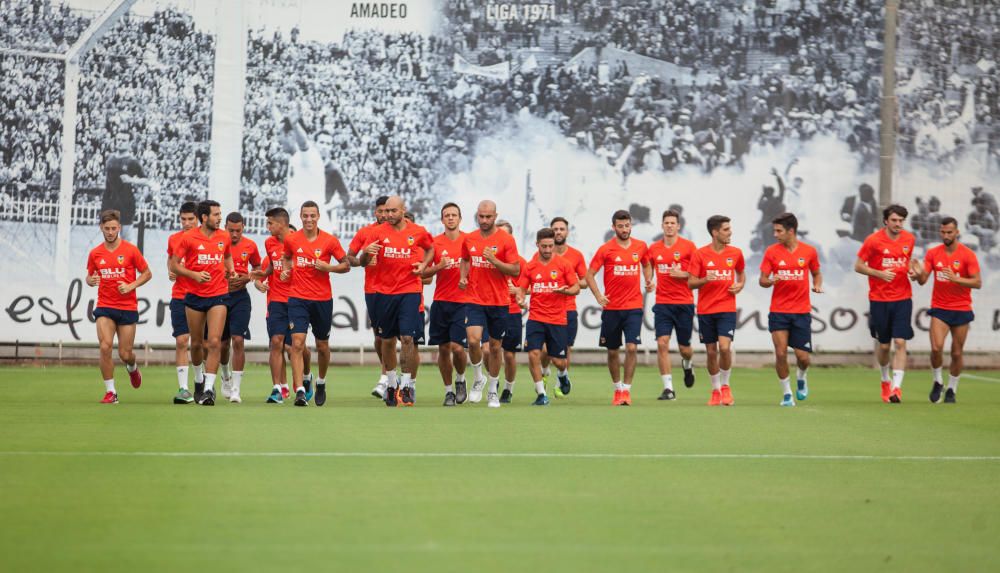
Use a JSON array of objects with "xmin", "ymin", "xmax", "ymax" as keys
[
  {"xmin": 371, "ymin": 381, "xmax": 386, "ymax": 399},
  {"xmin": 469, "ymin": 378, "xmax": 486, "ymax": 403},
  {"xmin": 221, "ymin": 378, "xmax": 233, "ymax": 399},
  {"xmin": 229, "ymin": 392, "xmax": 241, "ymax": 404},
  {"xmin": 487, "ymin": 392, "xmax": 500, "ymax": 408}
]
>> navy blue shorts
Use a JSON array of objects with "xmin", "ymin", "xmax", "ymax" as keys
[
  {"xmin": 698, "ymin": 312, "xmax": 737, "ymax": 344},
  {"xmin": 768, "ymin": 312, "xmax": 813, "ymax": 353},
  {"xmin": 288, "ymin": 297, "xmax": 333, "ymax": 340},
  {"xmin": 466, "ymin": 304, "xmax": 508, "ymax": 340},
  {"xmin": 502, "ymin": 311, "xmax": 523, "ymax": 352},
  {"xmin": 525, "ymin": 319, "xmax": 568, "ymax": 357},
  {"xmin": 226, "ymin": 288, "xmax": 252, "ymax": 340},
  {"xmin": 928, "ymin": 308, "xmax": 975, "ymax": 327},
  {"xmin": 374, "ymin": 293, "xmax": 423, "ymax": 340},
  {"xmin": 184, "ymin": 293, "xmax": 228, "ymax": 313},
  {"xmin": 599, "ymin": 309, "xmax": 643, "ymax": 349},
  {"xmin": 93, "ymin": 307, "xmax": 139, "ymax": 326},
  {"xmin": 364, "ymin": 292, "xmax": 379, "ymax": 331},
  {"xmin": 653, "ymin": 303, "xmax": 695, "ymax": 347},
  {"xmin": 415, "ymin": 311, "xmax": 427, "ymax": 345},
  {"xmin": 428, "ymin": 301, "xmax": 468, "ymax": 346},
  {"xmin": 869, "ymin": 299, "xmax": 914, "ymax": 344},
  {"xmin": 266, "ymin": 301, "xmax": 289, "ymax": 340},
  {"xmin": 169, "ymin": 298, "xmax": 189, "ymax": 337},
  {"xmin": 566, "ymin": 310, "xmax": 579, "ymax": 347}
]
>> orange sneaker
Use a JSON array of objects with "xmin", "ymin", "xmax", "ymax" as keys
[
  {"xmin": 720, "ymin": 385, "xmax": 734, "ymax": 406},
  {"xmin": 612, "ymin": 389, "xmax": 623, "ymax": 406},
  {"xmin": 621, "ymin": 389, "xmax": 631, "ymax": 406},
  {"xmin": 881, "ymin": 381, "xmax": 891, "ymax": 403},
  {"xmin": 889, "ymin": 387, "xmax": 902, "ymax": 403},
  {"xmin": 100, "ymin": 391, "xmax": 118, "ymax": 404},
  {"xmin": 708, "ymin": 389, "xmax": 722, "ymax": 406}
]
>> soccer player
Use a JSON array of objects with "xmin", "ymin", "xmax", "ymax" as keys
[
  {"xmin": 647, "ymin": 208, "xmax": 698, "ymax": 400},
  {"xmin": 459, "ymin": 200, "xmax": 522, "ymax": 408},
  {"xmin": 256, "ymin": 214, "xmax": 312, "ymax": 404},
  {"xmin": 347, "ymin": 195, "xmax": 390, "ymax": 398},
  {"xmin": 854, "ymin": 204, "xmax": 920, "ymax": 403},
  {"xmin": 759, "ymin": 213, "xmax": 822, "ymax": 407},
  {"xmin": 544, "ymin": 216, "xmax": 587, "ymax": 396},
  {"xmin": 688, "ymin": 215, "xmax": 746, "ymax": 406},
  {"xmin": 516, "ymin": 228, "xmax": 581, "ymax": 405},
  {"xmin": 423, "ymin": 202, "xmax": 471, "ymax": 406},
  {"xmin": 166, "ymin": 201, "xmax": 198, "ymax": 404},
  {"xmin": 585, "ymin": 210, "xmax": 652, "ymax": 406},
  {"xmin": 281, "ymin": 201, "xmax": 350, "ymax": 406},
  {"xmin": 168, "ymin": 200, "xmax": 234, "ymax": 406},
  {"xmin": 359, "ymin": 196, "xmax": 434, "ymax": 407},
  {"xmin": 218, "ymin": 212, "xmax": 262, "ymax": 404},
  {"xmin": 497, "ymin": 220, "xmax": 527, "ymax": 404},
  {"xmin": 86, "ymin": 210, "xmax": 152, "ymax": 403},
  {"xmin": 914, "ymin": 217, "xmax": 982, "ymax": 403}
]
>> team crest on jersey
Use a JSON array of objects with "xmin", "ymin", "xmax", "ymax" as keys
[
  {"xmin": 116, "ymin": 255, "xmax": 125, "ymax": 264},
  {"xmin": 902, "ymin": 246, "xmax": 910, "ymax": 254},
  {"xmin": 314, "ymin": 248, "xmax": 322, "ymax": 258},
  {"xmin": 550, "ymin": 270, "xmax": 559, "ymax": 280},
  {"xmin": 673, "ymin": 251, "xmax": 681, "ymax": 261},
  {"xmin": 725, "ymin": 257, "xmax": 734, "ymax": 267},
  {"xmin": 953, "ymin": 260, "xmax": 960, "ymax": 269},
  {"xmin": 797, "ymin": 257, "xmax": 805, "ymax": 267},
  {"xmin": 631, "ymin": 252, "xmax": 639, "ymax": 262},
  {"xmin": 216, "ymin": 242, "xmax": 225, "ymax": 252},
  {"xmin": 240, "ymin": 252, "xmax": 249, "ymax": 260},
  {"xmin": 407, "ymin": 236, "xmax": 414, "ymax": 246}
]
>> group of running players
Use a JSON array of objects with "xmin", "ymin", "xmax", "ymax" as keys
[{"xmin": 86, "ymin": 196, "xmax": 981, "ymax": 408}]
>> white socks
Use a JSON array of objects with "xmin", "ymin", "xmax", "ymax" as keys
[
  {"xmin": 488, "ymin": 376, "xmax": 500, "ymax": 394},
  {"xmin": 232, "ymin": 371, "xmax": 243, "ymax": 393},
  {"xmin": 401, "ymin": 373, "xmax": 413, "ymax": 389},
  {"xmin": 194, "ymin": 362, "xmax": 205, "ymax": 384},
  {"xmin": 681, "ymin": 357, "xmax": 693, "ymax": 370},
  {"xmin": 472, "ymin": 361, "xmax": 484, "ymax": 382},
  {"xmin": 534, "ymin": 380, "xmax": 545, "ymax": 395},
  {"xmin": 779, "ymin": 377, "xmax": 792, "ymax": 395},
  {"xmin": 104, "ymin": 379, "xmax": 115, "ymax": 392},
  {"xmin": 947, "ymin": 375, "xmax": 960, "ymax": 391},
  {"xmin": 710, "ymin": 373, "xmax": 722, "ymax": 390},
  {"xmin": 504, "ymin": 380, "xmax": 514, "ymax": 392},
  {"xmin": 879, "ymin": 363, "xmax": 891, "ymax": 381},
  {"xmin": 720, "ymin": 368, "xmax": 731, "ymax": 387},
  {"xmin": 614, "ymin": 381, "xmax": 624, "ymax": 391},
  {"xmin": 541, "ymin": 366, "xmax": 551, "ymax": 378},
  {"xmin": 558, "ymin": 368, "xmax": 568, "ymax": 378},
  {"xmin": 125, "ymin": 362, "xmax": 137, "ymax": 373},
  {"xmin": 177, "ymin": 366, "xmax": 189, "ymax": 390},
  {"xmin": 220, "ymin": 359, "xmax": 231, "ymax": 381},
  {"xmin": 796, "ymin": 367, "xmax": 807, "ymax": 382},
  {"xmin": 204, "ymin": 373, "xmax": 216, "ymax": 392},
  {"xmin": 444, "ymin": 383, "xmax": 454, "ymax": 394},
  {"xmin": 661, "ymin": 374, "xmax": 673, "ymax": 390},
  {"xmin": 932, "ymin": 367, "xmax": 943, "ymax": 384},
  {"xmin": 387, "ymin": 370, "xmax": 399, "ymax": 388},
  {"xmin": 455, "ymin": 372, "xmax": 466, "ymax": 383},
  {"xmin": 317, "ymin": 377, "xmax": 326, "ymax": 386},
  {"xmin": 891, "ymin": 369, "xmax": 905, "ymax": 390}
]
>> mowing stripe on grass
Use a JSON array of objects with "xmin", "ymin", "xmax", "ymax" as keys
[{"xmin": 1, "ymin": 451, "xmax": 999, "ymax": 461}]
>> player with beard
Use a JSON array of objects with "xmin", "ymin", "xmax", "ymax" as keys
[
  {"xmin": 497, "ymin": 220, "xmax": 528, "ymax": 404},
  {"xmin": 218, "ymin": 212, "xmax": 263, "ymax": 404},
  {"xmin": 166, "ymin": 201, "xmax": 199, "ymax": 404},
  {"xmin": 347, "ymin": 196, "xmax": 391, "ymax": 398},
  {"xmin": 543, "ymin": 217, "xmax": 587, "ymax": 397}
]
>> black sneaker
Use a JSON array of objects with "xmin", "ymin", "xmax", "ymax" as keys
[
  {"xmin": 683, "ymin": 368, "xmax": 695, "ymax": 388},
  {"xmin": 198, "ymin": 389, "xmax": 215, "ymax": 406},
  {"xmin": 194, "ymin": 381, "xmax": 205, "ymax": 403},
  {"xmin": 315, "ymin": 383, "xmax": 327, "ymax": 406},
  {"xmin": 944, "ymin": 388, "xmax": 956, "ymax": 403},
  {"xmin": 400, "ymin": 386, "xmax": 415, "ymax": 406},
  {"xmin": 499, "ymin": 389, "xmax": 512, "ymax": 404},
  {"xmin": 294, "ymin": 390, "xmax": 308, "ymax": 406},
  {"xmin": 929, "ymin": 381, "xmax": 944, "ymax": 404},
  {"xmin": 658, "ymin": 388, "xmax": 676, "ymax": 401},
  {"xmin": 558, "ymin": 374, "xmax": 572, "ymax": 396},
  {"xmin": 443, "ymin": 391, "xmax": 457, "ymax": 406},
  {"xmin": 385, "ymin": 386, "xmax": 398, "ymax": 407},
  {"xmin": 455, "ymin": 380, "xmax": 468, "ymax": 404}
]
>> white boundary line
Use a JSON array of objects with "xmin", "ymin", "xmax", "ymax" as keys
[
  {"xmin": 964, "ymin": 373, "xmax": 1000, "ymax": 383},
  {"xmin": 1, "ymin": 451, "xmax": 998, "ymax": 461}
]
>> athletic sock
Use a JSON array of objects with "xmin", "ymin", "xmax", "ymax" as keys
[
  {"xmin": 932, "ymin": 367, "xmax": 943, "ymax": 384},
  {"xmin": 220, "ymin": 359, "xmax": 231, "ymax": 381},
  {"xmin": 125, "ymin": 362, "xmax": 137, "ymax": 373},
  {"xmin": 504, "ymin": 380, "xmax": 514, "ymax": 392},
  {"xmin": 534, "ymin": 380, "xmax": 545, "ymax": 395},
  {"xmin": 558, "ymin": 368, "xmax": 568, "ymax": 378},
  {"xmin": 303, "ymin": 372, "xmax": 313, "ymax": 383},
  {"xmin": 444, "ymin": 383, "xmax": 454, "ymax": 394},
  {"xmin": 377, "ymin": 373, "xmax": 388, "ymax": 386},
  {"xmin": 710, "ymin": 373, "xmax": 722, "ymax": 391},
  {"xmin": 681, "ymin": 357, "xmax": 693, "ymax": 370},
  {"xmin": 204, "ymin": 373, "xmax": 216, "ymax": 392},
  {"xmin": 780, "ymin": 377, "xmax": 792, "ymax": 395},
  {"xmin": 232, "ymin": 371, "xmax": 243, "ymax": 393},
  {"xmin": 386, "ymin": 370, "xmax": 398, "ymax": 388},
  {"xmin": 273, "ymin": 384, "xmax": 281, "ymax": 391},
  {"xmin": 194, "ymin": 362, "xmax": 205, "ymax": 384},
  {"xmin": 488, "ymin": 376, "xmax": 500, "ymax": 394},
  {"xmin": 623, "ymin": 383, "xmax": 632, "ymax": 392},
  {"xmin": 401, "ymin": 373, "xmax": 413, "ymax": 389},
  {"xmin": 455, "ymin": 372, "xmax": 466, "ymax": 383},
  {"xmin": 947, "ymin": 375, "xmax": 960, "ymax": 391},
  {"xmin": 796, "ymin": 367, "xmax": 807, "ymax": 382},
  {"xmin": 177, "ymin": 366, "xmax": 189, "ymax": 390},
  {"xmin": 541, "ymin": 366, "xmax": 551, "ymax": 378},
  {"xmin": 104, "ymin": 379, "xmax": 115, "ymax": 393},
  {"xmin": 471, "ymin": 361, "xmax": 484, "ymax": 382},
  {"xmin": 891, "ymin": 369, "xmax": 905, "ymax": 390},
  {"xmin": 720, "ymin": 368, "xmax": 731, "ymax": 386},
  {"xmin": 879, "ymin": 363, "xmax": 891, "ymax": 381},
  {"xmin": 316, "ymin": 377, "xmax": 326, "ymax": 386},
  {"xmin": 662, "ymin": 374, "xmax": 673, "ymax": 390},
  {"xmin": 614, "ymin": 381, "xmax": 624, "ymax": 391}
]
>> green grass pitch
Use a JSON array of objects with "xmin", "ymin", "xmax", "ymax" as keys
[{"xmin": 1, "ymin": 364, "xmax": 998, "ymax": 572}]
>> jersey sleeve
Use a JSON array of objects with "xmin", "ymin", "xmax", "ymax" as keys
[
  {"xmin": 856, "ymin": 236, "xmax": 873, "ymax": 260},
  {"xmin": 759, "ymin": 250, "xmax": 773, "ymax": 275},
  {"xmin": 588, "ymin": 245, "xmax": 606, "ymax": 272},
  {"xmin": 173, "ymin": 236, "xmax": 189, "ymax": 261},
  {"xmin": 86, "ymin": 252, "xmax": 96, "ymax": 275},
  {"xmin": 502, "ymin": 233, "xmax": 519, "ymax": 263},
  {"xmin": 418, "ymin": 228, "xmax": 434, "ymax": 250},
  {"xmin": 564, "ymin": 258, "xmax": 579, "ymax": 285},
  {"xmin": 735, "ymin": 250, "xmax": 745, "ymax": 272},
  {"xmin": 809, "ymin": 247, "xmax": 820, "ymax": 271},
  {"xmin": 573, "ymin": 252, "xmax": 587, "ymax": 280},
  {"xmin": 249, "ymin": 243, "xmax": 262, "ymax": 268},
  {"xmin": 348, "ymin": 227, "xmax": 367, "ymax": 254},
  {"xmin": 967, "ymin": 251, "xmax": 981, "ymax": 276},
  {"xmin": 461, "ymin": 236, "xmax": 471, "ymax": 260},
  {"xmin": 688, "ymin": 250, "xmax": 704, "ymax": 278},
  {"xmin": 329, "ymin": 236, "xmax": 347, "ymax": 261},
  {"xmin": 133, "ymin": 245, "xmax": 149, "ymax": 273}
]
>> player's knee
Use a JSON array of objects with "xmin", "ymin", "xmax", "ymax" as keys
[
  {"xmin": 232, "ymin": 337, "xmax": 245, "ymax": 351},
  {"xmin": 656, "ymin": 337, "xmax": 670, "ymax": 351},
  {"xmin": 718, "ymin": 340, "xmax": 732, "ymax": 354},
  {"xmin": 680, "ymin": 346, "xmax": 693, "ymax": 359},
  {"xmin": 552, "ymin": 357, "xmax": 567, "ymax": 370},
  {"xmin": 774, "ymin": 347, "xmax": 788, "ymax": 362},
  {"xmin": 797, "ymin": 353, "xmax": 811, "ymax": 369},
  {"xmin": 316, "ymin": 340, "xmax": 330, "ymax": 352},
  {"xmin": 892, "ymin": 339, "xmax": 907, "ymax": 352},
  {"xmin": 205, "ymin": 336, "xmax": 222, "ymax": 352},
  {"xmin": 950, "ymin": 349, "xmax": 963, "ymax": 362},
  {"xmin": 99, "ymin": 340, "xmax": 113, "ymax": 353}
]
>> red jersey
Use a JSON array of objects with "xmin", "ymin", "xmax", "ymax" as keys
[
  {"xmin": 263, "ymin": 235, "xmax": 291, "ymax": 304},
  {"xmin": 857, "ymin": 229, "xmax": 916, "ymax": 302},
  {"xmin": 647, "ymin": 237, "xmax": 696, "ymax": 305},
  {"xmin": 283, "ymin": 229, "xmax": 346, "ymax": 301},
  {"xmin": 230, "ymin": 236, "xmax": 261, "ymax": 278},
  {"xmin": 462, "ymin": 228, "xmax": 520, "ymax": 307},
  {"xmin": 367, "ymin": 221, "xmax": 434, "ymax": 295},
  {"xmin": 689, "ymin": 244, "xmax": 744, "ymax": 315},
  {"xmin": 174, "ymin": 228, "xmax": 231, "ymax": 298},
  {"xmin": 348, "ymin": 222, "xmax": 380, "ymax": 294},
  {"xmin": 760, "ymin": 242, "xmax": 819, "ymax": 314},
  {"xmin": 166, "ymin": 229, "xmax": 192, "ymax": 300},
  {"xmin": 508, "ymin": 256, "xmax": 528, "ymax": 314},
  {"xmin": 87, "ymin": 241, "xmax": 148, "ymax": 311},
  {"xmin": 555, "ymin": 245, "xmax": 587, "ymax": 312},
  {"xmin": 431, "ymin": 231, "xmax": 468, "ymax": 303},
  {"xmin": 924, "ymin": 243, "xmax": 979, "ymax": 311},
  {"xmin": 525, "ymin": 255, "xmax": 579, "ymax": 325},
  {"xmin": 588, "ymin": 238, "xmax": 648, "ymax": 311}
]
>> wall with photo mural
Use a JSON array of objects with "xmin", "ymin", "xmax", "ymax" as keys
[{"xmin": 1, "ymin": 0, "xmax": 998, "ymax": 351}]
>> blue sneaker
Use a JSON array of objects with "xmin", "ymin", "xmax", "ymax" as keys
[
  {"xmin": 781, "ymin": 393, "xmax": 796, "ymax": 407},
  {"xmin": 267, "ymin": 388, "xmax": 283, "ymax": 404},
  {"xmin": 796, "ymin": 380, "xmax": 808, "ymax": 401},
  {"xmin": 304, "ymin": 378, "xmax": 314, "ymax": 402},
  {"xmin": 532, "ymin": 394, "xmax": 550, "ymax": 406},
  {"xmin": 557, "ymin": 374, "xmax": 572, "ymax": 396}
]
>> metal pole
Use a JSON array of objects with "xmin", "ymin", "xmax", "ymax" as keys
[
  {"xmin": 522, "ymin": 170, "xmax": 532, "ymax": 249},
  {"xmin": 879, "ymin": 0, "xmax": 899, "ymax": 209}
]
